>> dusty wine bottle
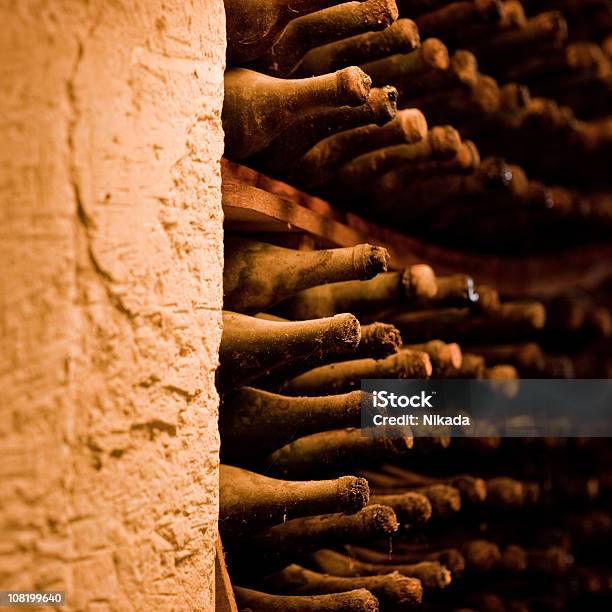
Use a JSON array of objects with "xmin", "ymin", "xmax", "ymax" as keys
[
  {"xmin": 254, "ymin": 86, "xmax": 398, "ymax": 173},
  {"xmin": 233, "ymin": 585, "xmax": 380, "ymax": 612},
  {"xmin": 245, "ymin": 505, "xmax": 399, "ymax": 561},
  {"xmin": 265, "ymin": 564, "xmax": 423, "ymax": 607},
  {"xmin": 301, "ymin": 18, "xmax": 419, "ymax": 76},
  {"xmin": 218, "ymin": 311, "xmax": 361, "ymax": 390},
  {"xmin": 219, "ymin": 465, "xmax": 369, "ymax": 537},
  {"xmin": 225, "ymin": 0, "xmax": 350, "ymax": 64},
  {"xmin": 286, "ymin": 108, "xmax": 428, "ymax": 188},
  {"xmin": 276, "ymin": 264, "xmax": 437, "ymax": 320},
  {"xmin": 400, "ymin": 49, "xmax": 479, "ymax": 102},
  {"xmin": 404, "ymin": 340, "xmax": 463, "ymax": 376},
  {"xmin": 281, "ymin": 351, "xmax": 433, "ymax": 395},
  {"xmin": 330, "ymin": 125, "xmax": 462, "ymax": 197},
  {"xmin": 346, "ymin": 544, "xmax": 466, "ymax": 578},
  {"xmin": 224, "ymin": 238, "xmax": 389, "ymax": 313},
  {"xmin": 255, "ymin": 0, "xmax": 399, "ymax": 77},
  {"xmin": 312, "ymin": 549, "xmax": 452, "ymax": 590},
  {"xmin": 359, "ymin": 37, "xmax": 450, "ymax": 87},
  {"xmin": 457, "ymin": 352, "xmax": 486, "ymax": 378},
  {"xmin": 223, "ymin": 66, "xmax": 371, "ymax": 159},
  {"xmin": 265, "ymin": 428, "xmax": 414, "ymax": 477},
  {"xmin": 414, "ymin": 0, "xmax": 503, "ymax": 39},
  {"xmin": 220, "ymin": 388, "xmax": 364, "ymax": 460},
  {"xmin": 428, "ymin": 273, "xmax": 479, "ymax": 307},
  {"xmin": 368, "ymin": 491, "xmax": 433, "ymax": 526},
  {"xmin": 380, "ymin": 464, "xmax": 487, "ymax": 504}
]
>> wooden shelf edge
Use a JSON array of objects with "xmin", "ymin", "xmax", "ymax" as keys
[{"xmin": 221, "ymin": 159, "xmax": 612, "ymax": 297}]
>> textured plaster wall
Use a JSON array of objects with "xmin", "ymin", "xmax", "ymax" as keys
[{"xmin": 0, "ymin": 1, "xmax": 225, "ymax": 610}]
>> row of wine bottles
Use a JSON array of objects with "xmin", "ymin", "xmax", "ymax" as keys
[{"xmin": 215, "ymin": 237, "xmax": 611, "ymax": 610}]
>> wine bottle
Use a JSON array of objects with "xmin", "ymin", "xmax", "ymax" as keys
[
  {"xmin": 400, "ymin": 49, "xmax": 479, "ymax": 102},
  {"xmin": 388, "ymin": 301, "xmax": 546, "ymax": 343},
  {"xmin": 246, "ymin": 505, "xmax": 399, "ymax": 561},
  {"xmin": 224, "ymin": 238, "xmax": 389, "ymax": 313},
  {"xmin": 429, "ymin": 273, "xmax": 479, "ymax": 307},
  {"xmin": 371, "ymin": 155, "xmax": 510, "ymax": 220},
  {"xmin": 403, "ymin": 341, "xmax": 462, "ymax": 376},
  {"xmin": 379, "ymin": 464, "xmax": 487, "ymax": 504},
  {"xmin": 301, "ymin": 18, "xmax": 419, "ymax": 76},
  {"xmin": 311, "ymin": 549, "xmax": 452, "ymax": 590},
  {"xmin": 288, "ymin": 108, "xmax": 428, "ymax": 187},
  {"xmin": 330, "ymin": 125, "xmax": 462, "ymax": 197},
  {"xmin": 403, "ymin": 74, "xmax": 501, "ymax": 125},
  {"xmin": 359, "ymin": 37, "xmax": 450, "ymax": 87},
  {"xmin": 276, "ymin": 265, "xmax": 437, "ymax": 320},
  {"xmin": 376, "ymin": 139, "xmax": 480, "ymax": 181},
  {"xmin": 255, "ymin": 0, "xmax": 400, "ymax": 77},
  {"xmin": 485, "ymin": 476, "xmax": 526, "ymax": 508},
  {"xmin": 457, "ymin": 352, "xmax": 486, "ymax": 378},
  {"xmin": 361, "ymin": 323, "xmax": 403, "ymax": 358},
  {"xmin": 410, "ymin": 484, "xmax": 461, "ymax": 518},
  {"xmin": 414, "ymin": 0, "xmax": 503, "ymax": 39},
  {"xmin": 468, "ymin": 342, "xmax": 546, "ymax": 375},
  {"xmin": 254, "ymin": 86, "xmax": 398, "ymax": 173},
  {"xmin": 460, "ymin": 539, "xmax": 502, "ymax": 572},
  {"xmin": 501, "ymin": 544, "xmax": 572, "ymax": 575},
  {"xmin": 225, "ymin": 0, "xmax": 351, "ymax": 64},
  {"xmin": 473, "ymin": 284, "xmax": 500, "ymax": 313},
  {"xmin": 219, "ymin": 465, "xmax": 369, "ymax": 537},
  {"xmin": 223, "ymin": 66, "xmax": 371, "ymax": 159},
  {"xmin": 265, "ymin": 428, "xmax": 414, "ymax": 477},
  {"xmin": 265, "ymin": 564, "xmax": 423, "ymax": 607},
  {"xmin": 368, "ymin": 492, "xmax": 433, "ymax": 526},
  {"xmin": 221, "ymin": 388, "xmax": 364, "ymax": 460},
  {"xmin": 472, "ymin": 11, "xmax": 567, "ymax": 66},
  {"xmin": 281, "ymin": 351, "xmax": 432, "ymax": 396},
  {"xmin": 218, "ymin": 311, "xmax": 361, "ymax": 390},
  {"xmin": 346, "ymin": 544, "xmax": 466, "ymax": 578},
  {"xmin": 233, "ymin": 585, "xmax": 380, "ymax": 612}
]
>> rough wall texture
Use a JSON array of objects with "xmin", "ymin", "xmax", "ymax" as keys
[{"xmin": 0, "ymin": 1, "xmax": 225, "ymax": 610}]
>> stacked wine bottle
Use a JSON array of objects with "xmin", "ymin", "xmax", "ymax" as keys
[{"xmin": 220, "ymin": 0, "xmax": 611, "ymax": 609}]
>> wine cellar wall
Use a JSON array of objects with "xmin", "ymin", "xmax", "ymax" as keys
[
  {"xmin": 219, "ymin": 1, "xmax": 612, "ymax": 611},
  {"xmin": 1, "ymin": 2, "xmax": 226, "ymax": 610}
]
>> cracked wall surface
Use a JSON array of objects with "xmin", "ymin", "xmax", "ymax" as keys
[{"xmin": 0, "ymin": 1, "xmax": 225, "ymax": 610}]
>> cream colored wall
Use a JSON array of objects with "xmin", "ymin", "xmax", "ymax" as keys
[{"xmin": 0, "ymin": 1, "xmax": 225, "ymax": 610}]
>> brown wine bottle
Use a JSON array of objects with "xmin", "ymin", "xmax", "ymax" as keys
[
  {"xmin": 219, "ymin": 465, "xmax": 369, "ymax": 537},
  {"xmin": 265, "ymin": 427, "xmax": 414, "ymax": 477},
  {"xmin": 380, "ymin": 464, "xmax": 487, "ymax": 504},
  {"xmin": 281, "ymin": 351, "xmax": 432, "ymax": 395},
  {"xmin": 246, "ymin": 505, "xmax": 399, "ymax": 560},
  {"xmin": 254, "ymin": 86, "xmax": 398, "ymax": 173},
  {"xmin": 331, "ymin": 125, "xmax": 462, "ymax": 197},
  {"xmin": 265, "ymin": 564, "xmax": 423, "ymax": 607},
  {"xmin": 286, "ymin": 108, "xmax": 428, "ymax": 188},
  {"xmin": 233, "ymin": 585, "xmax": 380, "ymax": 612},
  {"xmin": 220, "ymin": 388, "xmax": 364, "ymax": 460},
  {"xmin": 414, "ymin": 0, "xmax": 503, "ymax": 39},
  {"xmin": 368, "ymin": 492, "xmax": 433, "ymax": 526},
  {"xmin": 359, "ymin": 38, "xmax": 450, "ymax": 87},
  {"xmin": 312, "ymin": 549, "xmax": 452, "ymax": 590},
  {"xmin": 457, "ymin": 352, "xmax": 487, "ymax": 378},
  {"xmin": 424, "ymin": 273, "xmax": 479, "ymax": 307},
  {"xmin": 223, "ymin": 66, "xmax": 371, "ymax": 159},
  {"xmin": 404, "ymin": 340, "xmax": 463, "ymax": 376},
  {"xmin": 301, "ymin": 18, "xmax": 419, "ymax": 76},
  {"xmin": 346, "ymin": 544, "xmax": 466, "ymax": 578},
  {"xmin": 255, "ymin": 0, "xmax": 399, "ymax": 77},
  {"xmin": 218, "ymin": 311, "xmax": 361, "ymax": 390},
  {"xmin": 276, "ymin": 265, "xmax": 437, "ymax": 320},
  {"xmin": 224, "ymin": 238, "xmax": 389, "ymax": 313},
  {"xmin": 225, "ymin": 0, "xmax": 350, "ymax": 64}
]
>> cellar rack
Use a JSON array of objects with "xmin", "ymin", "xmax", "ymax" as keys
[{"xmin": 222, "ymin": 158, "xmax": 612, "ymax": 298}]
